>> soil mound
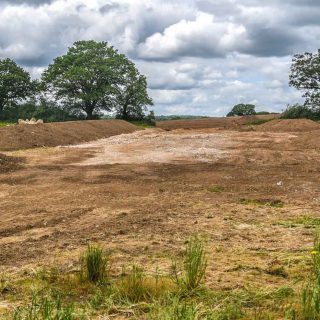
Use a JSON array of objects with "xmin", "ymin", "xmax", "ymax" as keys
[
  {"xmin": 296, "ymin": 129, "xmax": 320, "ymax": 148},
  {"xmin": 0, "ymin": 120, "xmax": 138, "ymax": 151},
  {"xmin": 156, "ymin": 114, "xmax": 280, "ymax": 130},
  {"xmin": 255, "ymin": 119, "xmax": 320, "ymax": 132},
  {"xmin": 156, "ymin": 118, "xmax": 239, "ymax": 130}
]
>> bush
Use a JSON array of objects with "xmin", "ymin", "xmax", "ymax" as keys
[
  {"xmin": 281, "ymin": 104, "xmax": 320, "ymax": 121},
  {"xmin": 145, "ymin": 110, "xmax": 156, "ymax": 125},
  {"xmin": 0, "ymin": 100, "xmax": 85, "ymax": 123}
]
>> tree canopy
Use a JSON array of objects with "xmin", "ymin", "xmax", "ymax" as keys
[
  {"xmin": 42, "ymin": 40, "xmax": 153, "ymax": 120},
  {"xmin": 0, "ymin": 58, "xmax": 34, "ymax": 116},
  {"xmin": 114, "ymin": 62, "xmax": 153, "ymax": 120},
  {"xmin": 289, "ymin": 50, "xmax": 320, "ymax": 109},
  {"xmin": 226, "ymin": 104, "xmax": 256, "ymax": 117}
]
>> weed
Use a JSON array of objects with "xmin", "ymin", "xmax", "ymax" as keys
[
  {"xmin": 0, "ymin": 122, "xmax": 13, "ymax": 128},
  {"xmin": 288, "ymin": 231, "xmax": 320, "ymax": 319},
  {"xmin": 265, "ymin": 265, "xmax": 288, "ymax": 278},
  {"xmin": 245, "ymin": 119, "xmax": 271, "ymax": 126},
  {"xmin": 173, "ymin": 235, "xmax": 207, "ymax": 292},
  {"xmin": 275, "ymin": 215, "xmax": 320, "ymax": 229},
  {"xmin": 240, "ymin": 198, "xmax": 284, "ymax": 208},
  {"xmin": 12, "ymin": 292, "xmax": 75, "ymax": 320},
  {"xmin": 169, "ymin": 301, "xmax": 200, "ymax": 320},
  {"xmin": 118, "ymin": 265, "xmax": 147, "ymax": 302},
  {"xmin": 207, "ymin": 186, "xmax": 223, "ymax": 193},
  {"xmin": 149, "ymin": 298, "xmax": 200, "ymax": 320},
  {"xmin": 116, "ymin": 265, "xmax": 173, "ymax": 303},
  {"xmin": 0, "ymin": 273, "xmax": 14, "ymax": 295},
  {"xmin": 79, "ymin": 245, "xmax": 109, "ymax": 284}
]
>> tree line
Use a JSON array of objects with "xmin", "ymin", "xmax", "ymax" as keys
[{"xmin": 0, "ymin": 40, "xmax": 154, "ymax": 122}]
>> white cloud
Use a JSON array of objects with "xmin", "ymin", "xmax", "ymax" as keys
[
  {"xmin": 138, "ymin": 12, "xmax": 249, "ymax": 59},
  {"xmin": 0, "ymin": 0, "xmax": 318, "ymax": 115}
]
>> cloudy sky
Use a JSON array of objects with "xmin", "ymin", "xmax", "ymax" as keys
[{"xmin": 0, "ymin": 0, "xmax": 319, "ymax": 116}]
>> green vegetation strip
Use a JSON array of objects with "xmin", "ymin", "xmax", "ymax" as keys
[{"xmin": 2, "ymin": 233, "xmax": 320, "ymax": 319}]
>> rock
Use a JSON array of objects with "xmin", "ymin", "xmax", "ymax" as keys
[{"xmin": 18, "ymin": 118, "xmax": 44, "ymax": 125}]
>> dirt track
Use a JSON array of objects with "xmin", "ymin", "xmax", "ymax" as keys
[{"xmin": 1, "ymin": 127, "xmax": 320, "ymax": 291}]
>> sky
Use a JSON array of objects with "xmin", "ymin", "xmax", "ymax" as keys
[{"xmin": 0, "ymin": 0, "xmax": 319, "ymax": 116}]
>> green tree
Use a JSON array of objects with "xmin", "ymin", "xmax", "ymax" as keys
[
  {"xmin": 42, "ymin": 40, "xmax": 152, "ymax": 120},
  {"xmin": 227, "ymin": 103, "xmax": 256, "ymax": 117},
  {"xmin": 289, "ymin": 50, "xmax": 320, "ymax": 109},
  {"xmin": 0, "ymin": 58, "xmax": 33, "ymax": 116},
  {"xmin": 114, "ymin": 62, "xmax": 153, "ymax": 120}
]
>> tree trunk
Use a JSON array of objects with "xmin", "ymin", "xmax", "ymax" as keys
[
  {"xmin": 122, "ymin": 104, "xmax": 128, "ymax": 120},
  {"xmin": 0, "ymin": 101, "xmax": 5, "ymax": 119},
  {"xmin": 85, "ymin": 104, "xmax": 94, "ymax": 120}
]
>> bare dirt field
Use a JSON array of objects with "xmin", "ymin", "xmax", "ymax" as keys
[{"xmin": 1, "ymin": 121, "xmax": 320, "ymax": 318}]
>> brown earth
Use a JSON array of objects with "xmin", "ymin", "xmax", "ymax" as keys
[
  {"xmin": 0, "ymin": 119, "xmax": 138, "ymax": 151},
  {"xmin": 156, "ymin": 114, "xmax": 280, "ymax": 130},
  {"xmin": 0, "ymin": 125, "xmax": 319, "ymax": 295},
  {"xmin": 255, "ymin": 119, "xmax": 320, "ymax": 132},
  {"xmin": 0, "ymin": 153, "xmax": 23, "ymax": 173}
]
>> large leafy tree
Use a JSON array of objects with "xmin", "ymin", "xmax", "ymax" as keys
[
  {"xmin": 0, "ymin": 58, "xmax": 33, "ymax": 116},
  {"xmin": 227, "ymin": 104, "xmax": 256, "ymax": 117},
  {"xmin": 42, "ymin": 40, "xmax": 122, "ymax": 119},
  {"xmin": 289, "ymin": 50, "xmax": 320, "ymax": 109},
  {"xmin": 42, "ymin": 40, "xmax": 152, "ymax": 120},
  {"xmin": 114, "ymin": 61, "xmax": 153, "ymax": 120}
]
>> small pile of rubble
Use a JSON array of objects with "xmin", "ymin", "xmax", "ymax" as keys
[{"xmin": 18, "ymin": 118, "xmax": 44, "ymax": 125}]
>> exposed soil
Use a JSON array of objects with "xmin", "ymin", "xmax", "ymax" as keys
[
  {"xmin": 0, "ymin": 153, "xmax": 23, "ymax": 173},
  {"xmin": 156, "ymin": 114, "xmax": 280, "ymax": 130},
  {"xmin": 0, "ymin": 126, "xmax": 319, "ymax": 293},
  {"xmin": 0, "ymin": 120, "xmax": 138, "ymax": 151},
  {"xmin": 255, "ymin": 119, "xmax": 320, "ymax": 132}
]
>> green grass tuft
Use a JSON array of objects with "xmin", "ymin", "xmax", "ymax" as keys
[
  {"xmin": 79, "ymin": 245, "xmax": 109, "ymax": 284},
  {"xmin": 0, "ymin": 122, "xmax": 14, "ymax": 128},
  {"xmin": 173, "ymin": 235, "xmax": 207, "ymax": 292},
  {"xmin": 240, "ymin": 198, "xmax": 284, "ymax": 208},
  {"xmin": 12, "ymin": 292, "xmax": 75, "ymax": 320},
  {"xmin": 207, "ymin": 186, "xmax": 223, "ymax": 193}
]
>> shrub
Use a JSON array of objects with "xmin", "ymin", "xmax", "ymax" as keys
[
  {"xmin": 79, "ymin": 245, "xmax": 109, "ymax": 284},
  {"xmin": 281, "ymin": 104, "xmax": 320, "ymax": 121}
]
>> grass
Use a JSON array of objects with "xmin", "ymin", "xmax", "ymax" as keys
[
  {"xmin": 3, "ymin": 233, "xmax": 320, "ymax": 319},
  {"xmin": 79, "ymin": 245, "xmax": 109, "ymax": 284},
  {"xmin": 0, "ymin": 121, "xmax": 14, "ymax": 128},
  {"xmin": 115, "ymin": 266, "xmax": 175, "ymax": 304},
  {"xmin": 129, "ymin": 120, "xmax": 155, "ymax": 128},
  {"xmin": 172, "ymin": 235, "xmax": 207, "ymax": 292},
  {"xmin": 245, "ymin": 119, "xmax": 272, "ymax": 126},
  {"xmin": 240, "ymin": 198, "xmax": 284, "ymax": 208},
  {"xmin": 275, "ymin": 215, "xmax": 320, "ymax": 229},
  {"xmin": 117, "ymin": 265, "xmax": 151, "ymax": 302},
  {"xmin": 12, "ymin": 292, "xmax": 75, "ymax": 320},
  {"xmin": 207, "ymin": 185, "xmax": 223, "ymax": 193},
  {"xmin": 299, "ymin": 232, "xmax": 320, "ymax": 319}
]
